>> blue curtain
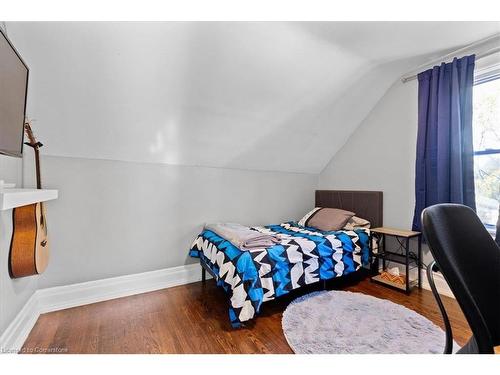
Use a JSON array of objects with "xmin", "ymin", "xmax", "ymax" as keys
[{"xmin": 412, "ymin": 55, "xmax": 476, "ymax": 232}]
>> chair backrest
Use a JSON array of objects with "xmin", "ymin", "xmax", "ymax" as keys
[{"xmin": 422, "ymin": 204, "xmax": 500, "ymax": 353}]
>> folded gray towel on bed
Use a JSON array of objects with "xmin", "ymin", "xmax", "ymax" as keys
[{"xmin": 204, "ymin": 222, "xmax": 281, "ymax": 250}]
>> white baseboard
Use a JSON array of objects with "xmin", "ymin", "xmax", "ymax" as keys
[
  {"xmin": 0, "ymin": 293, "xmax": 39, "ymax": 353},
  {"xmin": 0, "ymin": 263, "xmax": 204, "ymax": 353},
  {"xmin": 37, "ymin": 263, "xmax": 202, "ymax": 313},
  {"xmin": 421, "ymin": 270, "xmax": 455, "ymax": 299}
]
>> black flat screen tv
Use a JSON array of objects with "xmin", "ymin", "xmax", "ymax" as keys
[{"xmin": 0, "ymin": 27, "xmax": 29, "ymax": 158}]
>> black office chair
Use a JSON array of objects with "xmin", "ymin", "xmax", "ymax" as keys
[{"xmin": 422, "ymin": 204, "xmax": 500, "ymax": 354}]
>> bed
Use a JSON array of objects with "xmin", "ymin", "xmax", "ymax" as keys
[{"xmin": 189, "ymin": 190, "xmax": 383, "ymax": 327}]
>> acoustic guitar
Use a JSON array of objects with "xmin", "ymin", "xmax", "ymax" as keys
[{"xmin": 9, "ymin": 122, "xmax": 50, "ymax": 278}]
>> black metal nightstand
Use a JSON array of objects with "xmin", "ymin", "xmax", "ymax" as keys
[{"xmin": 370, "ymin": 227, "xmax": 422, "ymax": 294}]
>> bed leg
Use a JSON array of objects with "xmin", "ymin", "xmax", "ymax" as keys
[{"xmin": 201, "ymin": 267, "xmax": 206, "ymax": 283}]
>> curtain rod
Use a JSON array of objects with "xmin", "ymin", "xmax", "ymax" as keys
[{"xmin": 401, "ymin": 33, "xmax": 500, "ymax": 83}]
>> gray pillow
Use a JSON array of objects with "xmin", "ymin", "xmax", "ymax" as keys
[{"xmin": 306, "ymin": 208, "xmax": 355, "ymax": 231}]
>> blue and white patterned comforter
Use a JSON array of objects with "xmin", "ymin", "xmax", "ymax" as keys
[{"xmin": 189, "ymin": 222, "xmax": 370, "ymax": 327}]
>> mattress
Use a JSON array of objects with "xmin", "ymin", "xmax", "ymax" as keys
[{"xmin": 189, "ymin": 221, "xmax": 370, "ymax": 327}]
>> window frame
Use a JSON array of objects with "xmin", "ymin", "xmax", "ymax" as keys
[
  {"xmin": 472, "ymin": 73, "xmax": 500, "ymax": 236},
  {"xmin": 474, "ymin": 148, "xmax": 500, "ymax": 156}
]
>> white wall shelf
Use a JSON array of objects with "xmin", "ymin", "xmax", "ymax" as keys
[{"xmin": 0, "ymin": 189, "xmax": 58, "ymax": 211}]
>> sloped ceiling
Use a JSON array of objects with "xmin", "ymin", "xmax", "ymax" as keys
[{"xmin": 6, "ymin": 21, "xmax": 500, "ymax": 173}]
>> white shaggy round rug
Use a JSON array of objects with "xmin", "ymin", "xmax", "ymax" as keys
[{"xmin": 282, "ymin": 290, "xmax": 454, "ymax": 354}]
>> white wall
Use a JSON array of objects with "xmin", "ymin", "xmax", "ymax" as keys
[
  {"xmin": 319, "ymin": 79, "xmax": 427, "ymax": 260},
  {"xmin": 1, "ymin": 22, "xmax": 318, "ymax": 337},
  {"xmin": 0, "ymin": 207, "xmax": 38, "ymax": 336},
  {"xmin": 320, "ymin": 78, "xmax": 418, "ymax": 227},
  {"xmin": 0, "ymin": 156, "xmax": 22, "ymax": 185},
  {"xmin": 23, "ymin": 155, "xmax": 316, "ymax": 289},
  {"xmin": 0, "ymin": 155, "xmax": 38, "ymax": 336}
]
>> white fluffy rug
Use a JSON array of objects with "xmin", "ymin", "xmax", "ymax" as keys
[{"xmin": 282, "ymin": 290, "xmax": 454, "ymax": 354}]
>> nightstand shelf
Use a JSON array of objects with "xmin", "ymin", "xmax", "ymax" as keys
[
  {"xmin": 371, "ymin": 274, "xmax": 419, "ymax": 292},
  {"xmin": 370, "ymin": 226, "xmax": 422, "ymax": 294},
  {"xmin": 372, "ymin": 251, "xmax": 419, "ymax": 270}
]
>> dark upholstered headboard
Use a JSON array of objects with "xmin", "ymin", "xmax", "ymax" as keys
[{"xmin": 315, "ymin": 190, "xmax": 383, "ymax": 228}]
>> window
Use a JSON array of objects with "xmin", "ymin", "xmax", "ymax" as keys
[{"xmin": 473, "ymin": 76, "xmax": 500, "ymax": 235}]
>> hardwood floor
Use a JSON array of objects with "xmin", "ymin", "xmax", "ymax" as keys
[{"xmin": 22, "ymin": 275, "xmax": 474, "ymax": 354}]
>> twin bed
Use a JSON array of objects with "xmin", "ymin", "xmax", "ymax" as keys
[{"xmin": 189, "ymin": 190, "xmax": 383, "ymax": 327}]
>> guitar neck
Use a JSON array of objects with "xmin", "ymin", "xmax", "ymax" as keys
[
  {"xmin": 34, "ymin": 148, "xmax": 42, "ymax": 189},
  {"xmin": 24, "ymin": 123, "xmax": 43, "ymax": 190}
]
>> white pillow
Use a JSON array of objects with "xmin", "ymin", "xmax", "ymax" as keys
[
  {"xmin": 343, "ymin": 216, "xmax": 371, "ymax": 230},
  {"xmin": 298, "ymin": 207, "xmax": 322, "ymax": 227}
]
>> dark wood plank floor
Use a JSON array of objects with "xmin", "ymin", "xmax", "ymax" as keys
[{"xmin": 22, "ymin": 275, "xmax": 474, "ymax": 354}]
